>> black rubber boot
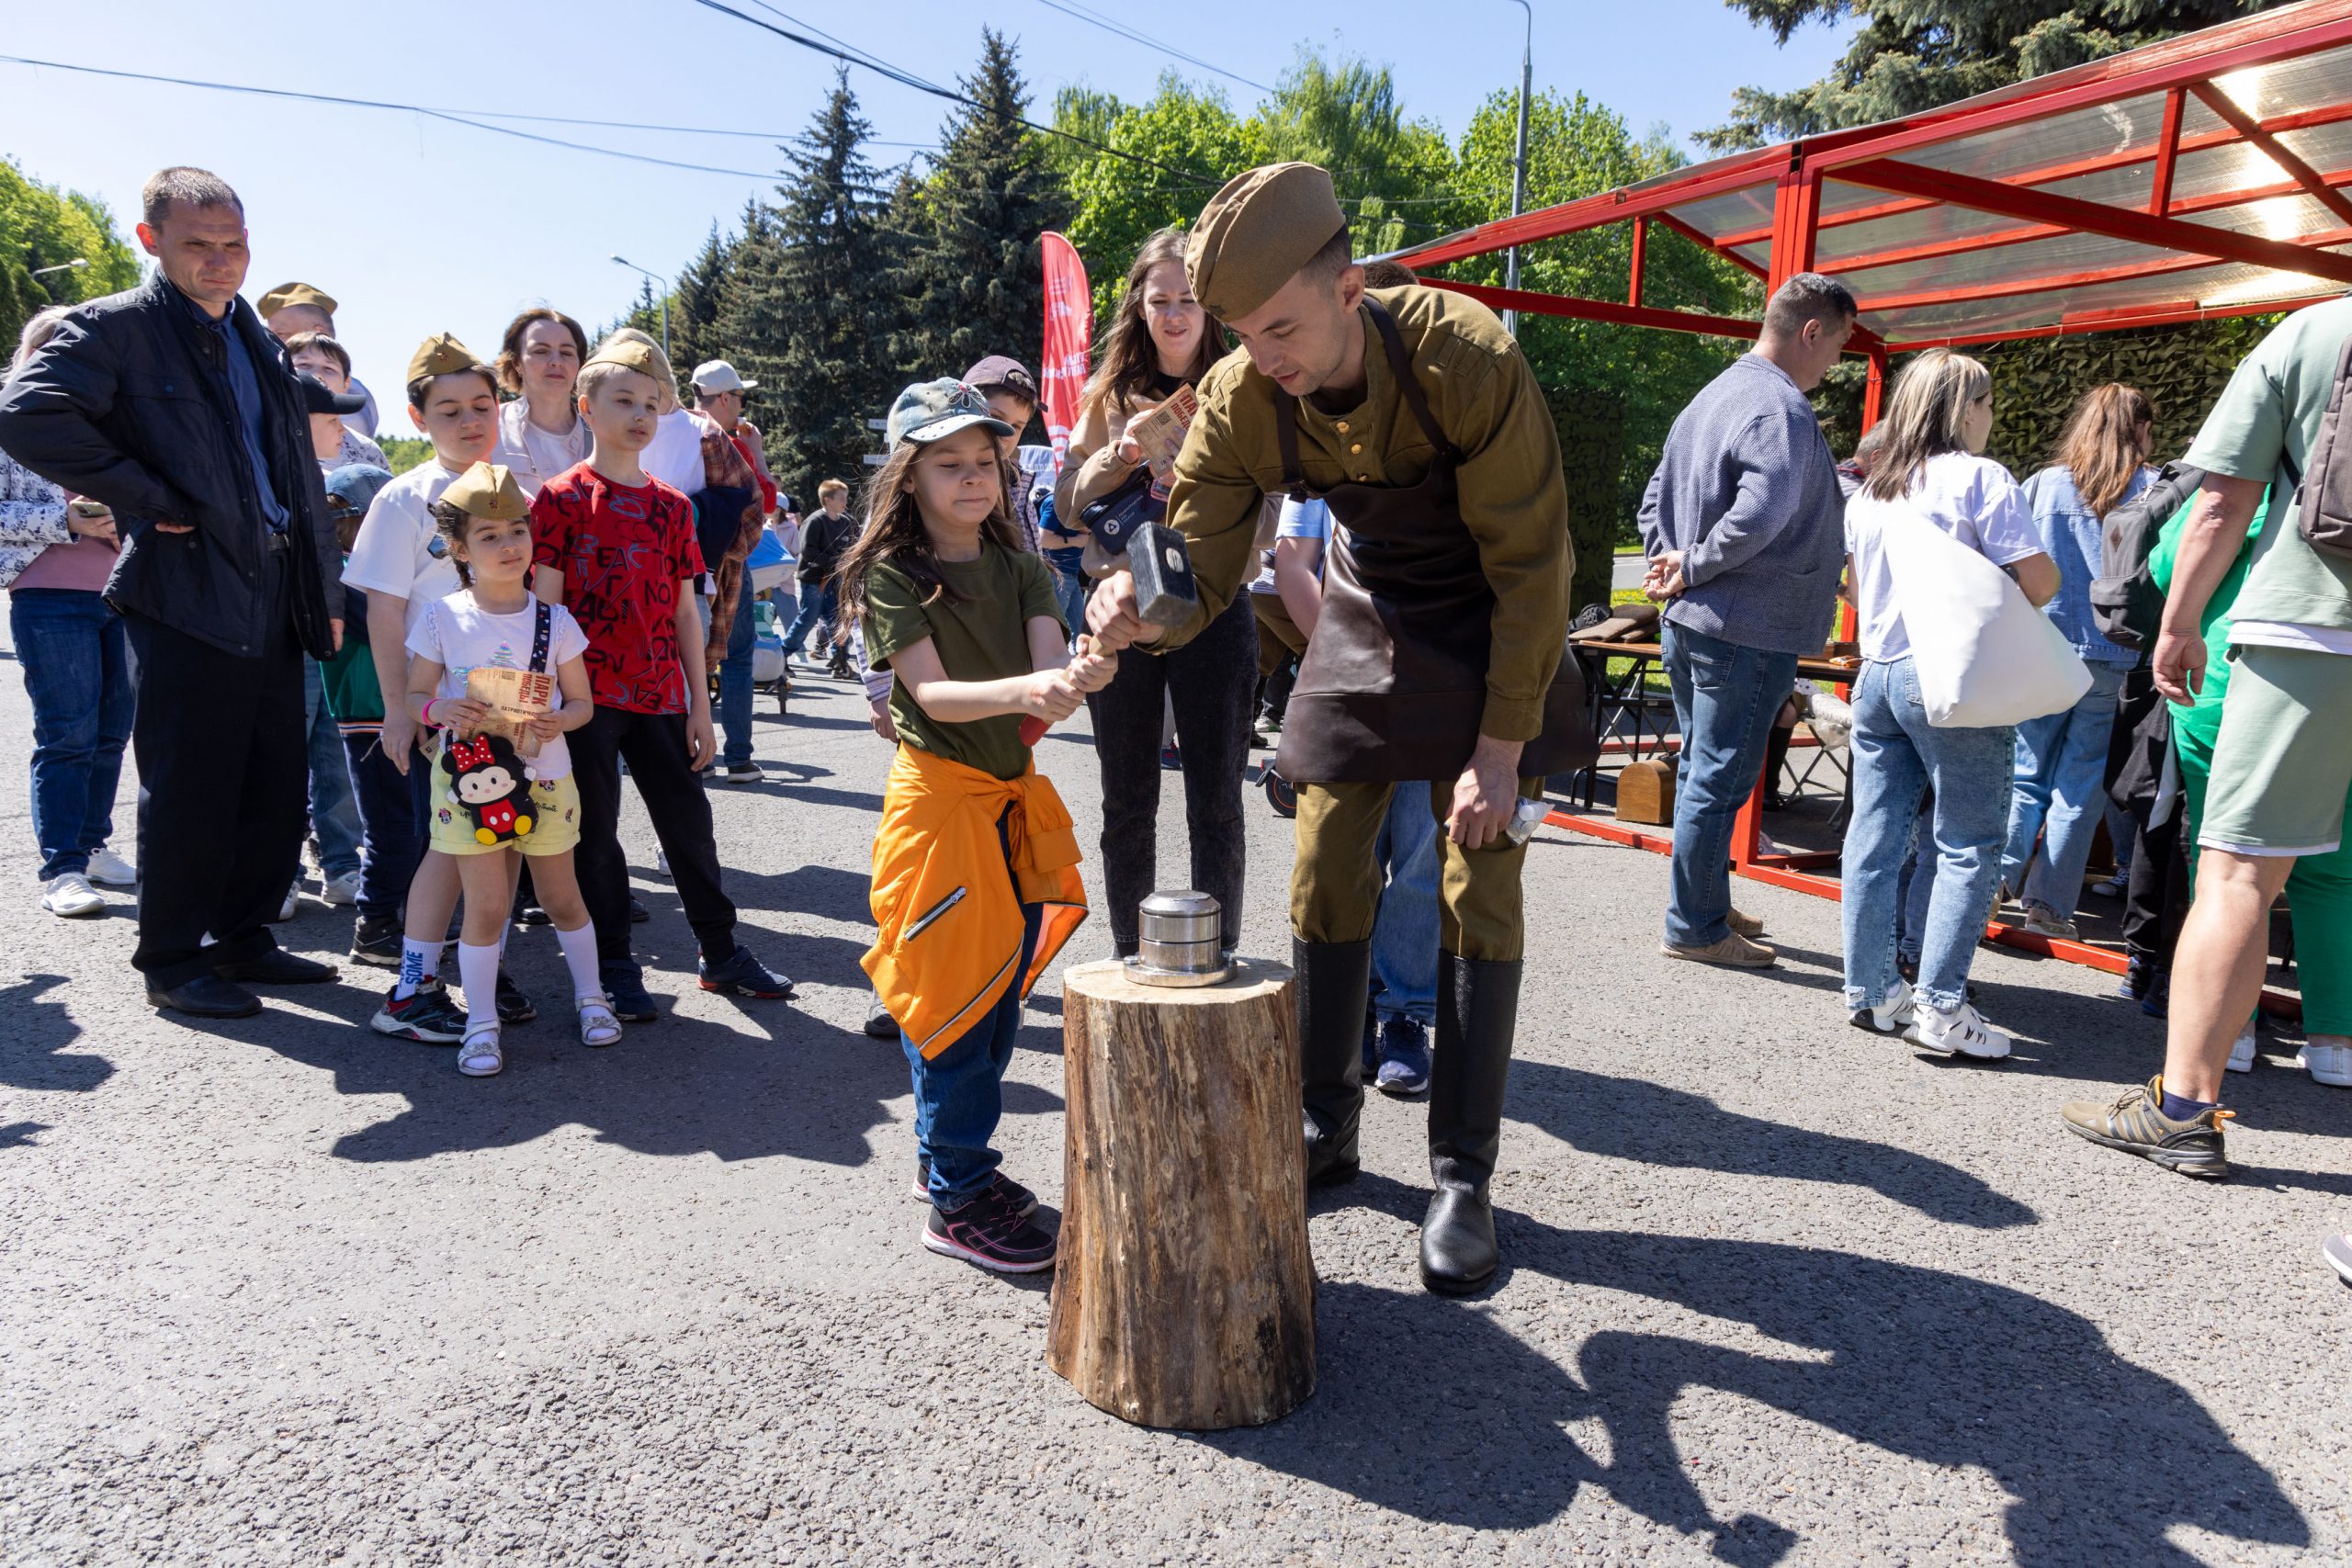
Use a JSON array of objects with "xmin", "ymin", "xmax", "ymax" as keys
[
  {"xmin": 1296, "ymin": 936, "xmax": 1373, "ymax": 1187},
  {"xmin": 1763, "ymin": 723, "xmax": 1794, "ymax": 811},
  {"xmin": 1420, "ymin": 954, "xmax": 1522, "ymax": 1295}
]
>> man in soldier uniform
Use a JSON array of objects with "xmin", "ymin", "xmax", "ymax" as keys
[{"xmin": 1087, "ymin": 162, "xmax": 1583, "ymax": 1294}]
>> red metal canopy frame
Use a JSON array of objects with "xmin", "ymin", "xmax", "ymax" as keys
[{"xmin": 1393, "ymin": 0, "xmax": 2352, "ymax": 990}]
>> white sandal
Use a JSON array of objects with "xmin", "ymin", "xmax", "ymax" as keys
[
  {"xmin": 458, "ymin": 1024, "xmax": 503, "ymax": 1077},
  {"xmin": 576, "ymin": 997, "xmax": 623, "ymax": 1048}
]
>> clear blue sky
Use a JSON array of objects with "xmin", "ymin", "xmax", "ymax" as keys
[{"xmin": 0, "ymin": 0, "xmax": 1854, "ymax": 412}]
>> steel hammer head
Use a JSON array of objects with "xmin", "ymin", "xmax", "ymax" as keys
[{"xmin": 1127, "ymin": 519, "xmax": 1200, "ymax": 630}]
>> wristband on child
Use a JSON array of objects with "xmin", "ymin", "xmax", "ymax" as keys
[{"xmin": 422, "ymin": 697, "xmax": 438, "ymax": 728}]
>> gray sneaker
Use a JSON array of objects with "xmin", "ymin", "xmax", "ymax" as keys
[
  {"xmin": 1662, "ymin": 931, "xmax": 1776, "ymax": 969},
  {"xmin": 2061, "ymin": 1075, "xmax": 2230, "ymax": 1179}
]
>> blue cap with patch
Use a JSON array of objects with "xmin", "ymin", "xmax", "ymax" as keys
[
  {"xmin": 885, "ymin": 378, "xmax": 1014, "ymax": 449},
  {"xmin": 322, "ymin": 463, "xmax": 394, "ymax": 523}
]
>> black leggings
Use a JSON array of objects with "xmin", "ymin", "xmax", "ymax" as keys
[{"xmin": 1085, "ymin": 592, "xmax": 1256, "ymax": 953}]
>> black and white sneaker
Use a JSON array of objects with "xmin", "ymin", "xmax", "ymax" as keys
[
  {"xmin": 911, "ymin": 1158, "xmax": 1037, "ymax": 1215},
  {"xmin": 923, "ymin": 1190, "xmax": 1057, "ymax": 1273},
  {"xmin": 349, "ymin": 913, "xmax": 402, "ymax": 968},
  {"xmin": 372, "ymin": 980, "xmax": 466, "ymax": 1043},
  {"xmin": 698, "ymin": 945, "xmax": 795, "ymax": 999},
  {"xmin": 494, "ymin": 970, "xmax": 536, "ymax": 1024},
  {"xmin": 717, "ymin": 761, "xmax": 764, "ymax": 784}
]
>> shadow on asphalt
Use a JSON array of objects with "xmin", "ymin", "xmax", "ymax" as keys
[
  {"xmin": 1510, "ymin": 1061, "xmax": 2037, "ymax": 1229},
  {"xmin": 0, "ymin": 972, "xmax": 109, "ymax": 1095},
  {"xmin": 1201, "ymin": 1175, "xmax": 2309, "ymax": 1566}
]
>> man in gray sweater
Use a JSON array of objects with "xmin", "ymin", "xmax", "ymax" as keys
[{"xmin": 1638, "ymin": 272, "xmax": 1856, "ymax": 967}]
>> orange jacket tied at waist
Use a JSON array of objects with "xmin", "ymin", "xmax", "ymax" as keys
[{"xmin": 862, "ymin": 744, "xmax": 1089, "ymax": 1058}]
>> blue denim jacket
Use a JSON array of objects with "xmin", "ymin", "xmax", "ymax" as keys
[{"xmin": 2019, "ymin": 463, "xmax": 2149, "ymax": 667}]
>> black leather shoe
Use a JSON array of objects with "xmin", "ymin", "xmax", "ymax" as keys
[
  {"xmin": 602, "ymin": 962, "xmax": 659, "ymax": 1023},
  {"xmin": 1419, "ymin": 954, "xmax": 1521, "ymax": 1296},
  {"xmin": 149, "ymin": 974, "xmax": 263, "ymax": 1018},
  {"xmin": 216, "ymin": 949, "xmax": 340, "ymax": 986},
  {"xmin": 1296, "ymin": 937, "xmax": 1373, "ymax": 1187}
]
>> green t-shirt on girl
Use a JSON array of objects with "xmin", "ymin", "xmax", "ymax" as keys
[
  {"xmin": 2149, "ymin": 486, "xmax": 2271, "ymax": 750},
  {"xmin": 863, "ymin": 543, "xmax": 1066, "ymax": 781}
]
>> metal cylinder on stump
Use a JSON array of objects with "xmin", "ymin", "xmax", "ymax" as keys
[{"xmin": 1046, "ymin": 893, "xmax": 1316, "ymax": 1429}]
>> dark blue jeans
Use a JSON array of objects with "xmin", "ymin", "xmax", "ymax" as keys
[
  {"xmin": 718, "ymin": 572, "xmax": 758, "ymax": 767},
  {"xmin": 340, "ymin": 730, "xmax": 428, "ymax": 922},
  {"xmin": 903, "ymin": 899, "xmax": 1041, "ymax": 1206},
  {"xmin": 10, "ymin": 588, "xmax": 134, "ymax": 881},
  {"xmin": 1662, "ymin": 623, "xmax": 1798, "ymax": 949},
  {"xmin": 782, "ymin": 581, "xmax": 838, "ymax": 659}
]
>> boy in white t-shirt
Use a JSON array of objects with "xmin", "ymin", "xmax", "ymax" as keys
[
  {"xmin": 342, "ymin": 333, "xmax": 503, "ymax": 1043},
  {"xmin": 404, "ymin": 463, "xmax": 611, "ymax": 1077}
]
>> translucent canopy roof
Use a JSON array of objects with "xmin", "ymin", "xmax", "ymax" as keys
[{"xmin": 1395, "ymin": 0, "xmax": 2352, "ymax": 351}]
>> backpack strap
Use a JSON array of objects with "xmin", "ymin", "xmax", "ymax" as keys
[{"xmin": 529, "ymin": 597, "xmax": 553, "ymax": 674}]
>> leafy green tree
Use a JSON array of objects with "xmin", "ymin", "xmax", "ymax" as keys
[
  {"xmin": 1057, "ymin": 74, "xmax": 1267, "ymax": 319},
  {"xmin": 894, "ymin": 29, "xmax": 1069, "ymax": 381},
  {"xmin": 1702, "ymin": 0, "xmax": 2287, "ymax": 149},
  {"xmin": 720, "ymin": 68, "xmax": 909, "ymax": 495},
  {"xmin": 1254, "ymin": 51, "xmax": 1459, "ymax": 253},
  {"xmin": 1451, "ymin": 90, "xmax": 1754, "ymax": 541},
  {"xmin": 0, "ymin": 160, "xmax": 141, "ymax": 352}
]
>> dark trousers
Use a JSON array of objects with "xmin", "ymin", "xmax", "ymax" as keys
[
  {"xmin": 340, "ymin": 730, "xmax": 427, "ymax": 922},
  {"xmin": 2122, "ymin": 803, "xmax": 2192, "ymax": 966},
  {"xmin": 124, "ymin": 552, "xmax": 308, "ymax": 988},
  {"xmin": 570, "ymin": 704, "xmax": 738, "ymax": 968},
  {"xmin": 1086, "ymin": 592, "xmax": 1255, "ymax": 954}
]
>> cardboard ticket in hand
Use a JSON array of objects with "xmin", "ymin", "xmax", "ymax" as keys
[
  {"xmin": 466, "ymin": 666, "xmax": 556, "ymax": 760},
  {"xmin": 1126, "ymin": 384, "xmax": 1198, "ymax": 483}
]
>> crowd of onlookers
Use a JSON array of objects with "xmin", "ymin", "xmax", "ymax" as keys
[
  {"xmin": 1644, "ymin": 269, "xmax": 2352, "ymax": 1282},
  {"xmin": 2, "ymin": 163, "xmax": 2347, "ymax": 1283}
]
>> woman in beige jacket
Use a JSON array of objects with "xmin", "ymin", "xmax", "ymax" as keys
[{"xmin": 1057, "ymin": 228, "xmax": 1260, "ymax": 960}]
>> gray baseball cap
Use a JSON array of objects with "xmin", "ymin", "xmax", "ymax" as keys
[{"xmin": 886, "ymin": 378, "xmax": 1014, "ymax": 449}]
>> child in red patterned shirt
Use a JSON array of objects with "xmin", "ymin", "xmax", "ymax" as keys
[{"xmin": 529, "ymin": 334, "xmax": 792, "ymax": 1020}]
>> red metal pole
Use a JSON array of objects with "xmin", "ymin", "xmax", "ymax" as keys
[
  {"xmin": 1628, "ymin": 216, "xmax": 1648, "ymax": 307},
  {"xmin": 2190, "ymin": 79, "xmax": 2352, "ymax": 226},
  {"xmin": 2151, "ymin": 85, "xmax": 2185, "ymax": 215}
]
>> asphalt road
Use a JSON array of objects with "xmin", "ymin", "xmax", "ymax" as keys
[{"xmin": 3, "ymin": 633, "xmax": 2347, "ymax": 1565}]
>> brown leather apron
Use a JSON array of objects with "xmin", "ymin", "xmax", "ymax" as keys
[{"xmin": 1272, "ymin": 299, "xmax": 1595, "ymax": 785}]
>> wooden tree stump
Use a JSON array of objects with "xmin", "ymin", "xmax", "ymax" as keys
[{"xmin": 1047, "ymin": 958, "xmax": 1316, "ymax": 1429}]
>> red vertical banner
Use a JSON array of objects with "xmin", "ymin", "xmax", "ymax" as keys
[{"xmin": 1040, "ymin": 231, "xmax": 1092, "ymax": 477}]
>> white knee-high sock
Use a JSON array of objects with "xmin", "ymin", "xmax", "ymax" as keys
[
  {"xmin": 458, "ymin": 941, "xmax": 501, "ymax": 1031},
  {"xmin": 554, "ymin": 921, "xmax": 603, "ymax": 1003}
]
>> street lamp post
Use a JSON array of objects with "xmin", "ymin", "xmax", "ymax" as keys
[
  {"xmin": 1502, "ymin": 0, "xmax": 1532, "ymax": 337},
  {"xmin": 30, "ymin": 257, "xmax": 89, "ymax": 300},
  {"xmin": 610, "ymin": 254, "xmax": 671, "ymax": 362}
]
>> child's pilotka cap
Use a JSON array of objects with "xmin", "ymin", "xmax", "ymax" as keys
[
  {"xmin": 439, "ymin": 462, "xmax": 529, "ymax": 522},
  {"xmin": 585, "ymin": 330, "xmax": 681, "ymax": 412},
  {"xmin": 886, "ymin": 379, "xmax": 1014, "ymax": 449},
  {"xmin": 407, "ymin": 333, "xmax": 488, "ymax": 385},
  {"xmin": 257, "ymin": 281, "xmax": 337, "ymax": 320}
]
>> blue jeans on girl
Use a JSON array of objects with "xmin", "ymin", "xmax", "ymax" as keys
[
  {"xmin": 302, "ymin": 658, "xmax": 364, "ymax": 881},
  {"xmin": 10, "ymin": 588, "xmax": 133, "ymax": 881},
  {"xmin": 782, "ymin": 581, "xmax": 840, "ymax": 660},
  {"xmin": 1842, "ymin": 656, "xmax": 2015, "ymax": 1013},
  {"xmin": 2000, "ymin": 660, "xmax": 2130, "ymax": 919}
]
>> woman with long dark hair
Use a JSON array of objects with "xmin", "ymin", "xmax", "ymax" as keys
[
  {"xmin": 1840, "ymin": 349, "xmax": 2058, "ymax": 1062},
  {"xmin": 1054, "ymin": 228, "xmax": 1259, "ymax": 957},
  {"xmin": 492, "ymin": 307, "xmax": 591, "ymax": 498},
  {"xmin": 1999, "ymin": 383, "xmax": 2156, "ymax": 936}
]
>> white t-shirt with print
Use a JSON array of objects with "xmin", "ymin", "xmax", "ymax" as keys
[
  {"xmin": 342, "ymin": 458, "xmax": 466, "ymax": 643},
  {"xmin": 1843, "ymin": 451, "xmax": 2044, "ymax": 664},
  {"xmin": 405, "ymin": 590, "xmax": 590, "ymax": 780}
]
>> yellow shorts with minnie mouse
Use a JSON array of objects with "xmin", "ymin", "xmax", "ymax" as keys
[{"xmin": 428, "ymin": 769, "xmax": 583, "ymax": 857}]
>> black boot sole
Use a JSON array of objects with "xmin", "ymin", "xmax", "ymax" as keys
[
  {"xmin": 1419, "ymin": 1261, "xmax": 1497, "ymax": 1296},
  {"xmin": 148, "ymin": 989, "xmax": 263, "ymax": 1019}
]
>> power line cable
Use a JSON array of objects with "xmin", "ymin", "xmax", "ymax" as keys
[
  {"xmin": 1027, "ymin": 0, "xmax": 1272, "ymax": 94},
  {"xmin": 0, "ymin": 55, "xmax": 784, "ymax": 179}
]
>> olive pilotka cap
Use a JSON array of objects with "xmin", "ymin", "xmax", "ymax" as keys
[
  {"xmin": 1183, "ymin": 161, "xmax": 1349, "ymax": 320},
  {"xmin": 438, "ymin": 461, "xmax": 530, "ymax": 523},
  {"xmin": 406, "ymin": 333, "xmax": 488, "ymax": 386},
  {"xmin": 257, "ymin": 281, "xmax": 337, "ymax": 321}
]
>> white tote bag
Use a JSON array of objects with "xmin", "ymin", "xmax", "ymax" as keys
[{"xmin": 1881, "ymin": 509, "xmax": 2090, "ymax": 728}]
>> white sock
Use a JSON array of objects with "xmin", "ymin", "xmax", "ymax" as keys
[
  {"xmin": 396, "ymin": 938, "xmax": 442, "ymax": 1000},
  {"xmin": 554, "ymin": 921, "xmax": 603, "ymax": 1003},
  {"xmin": 458, "ymin": 941, "xmax": 501, "ymax": 1032}
]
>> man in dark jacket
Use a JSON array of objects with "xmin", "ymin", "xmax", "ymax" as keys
[{"xmin": 0, "ymin": 166, "xmax": 345, "ymax": 1018}]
